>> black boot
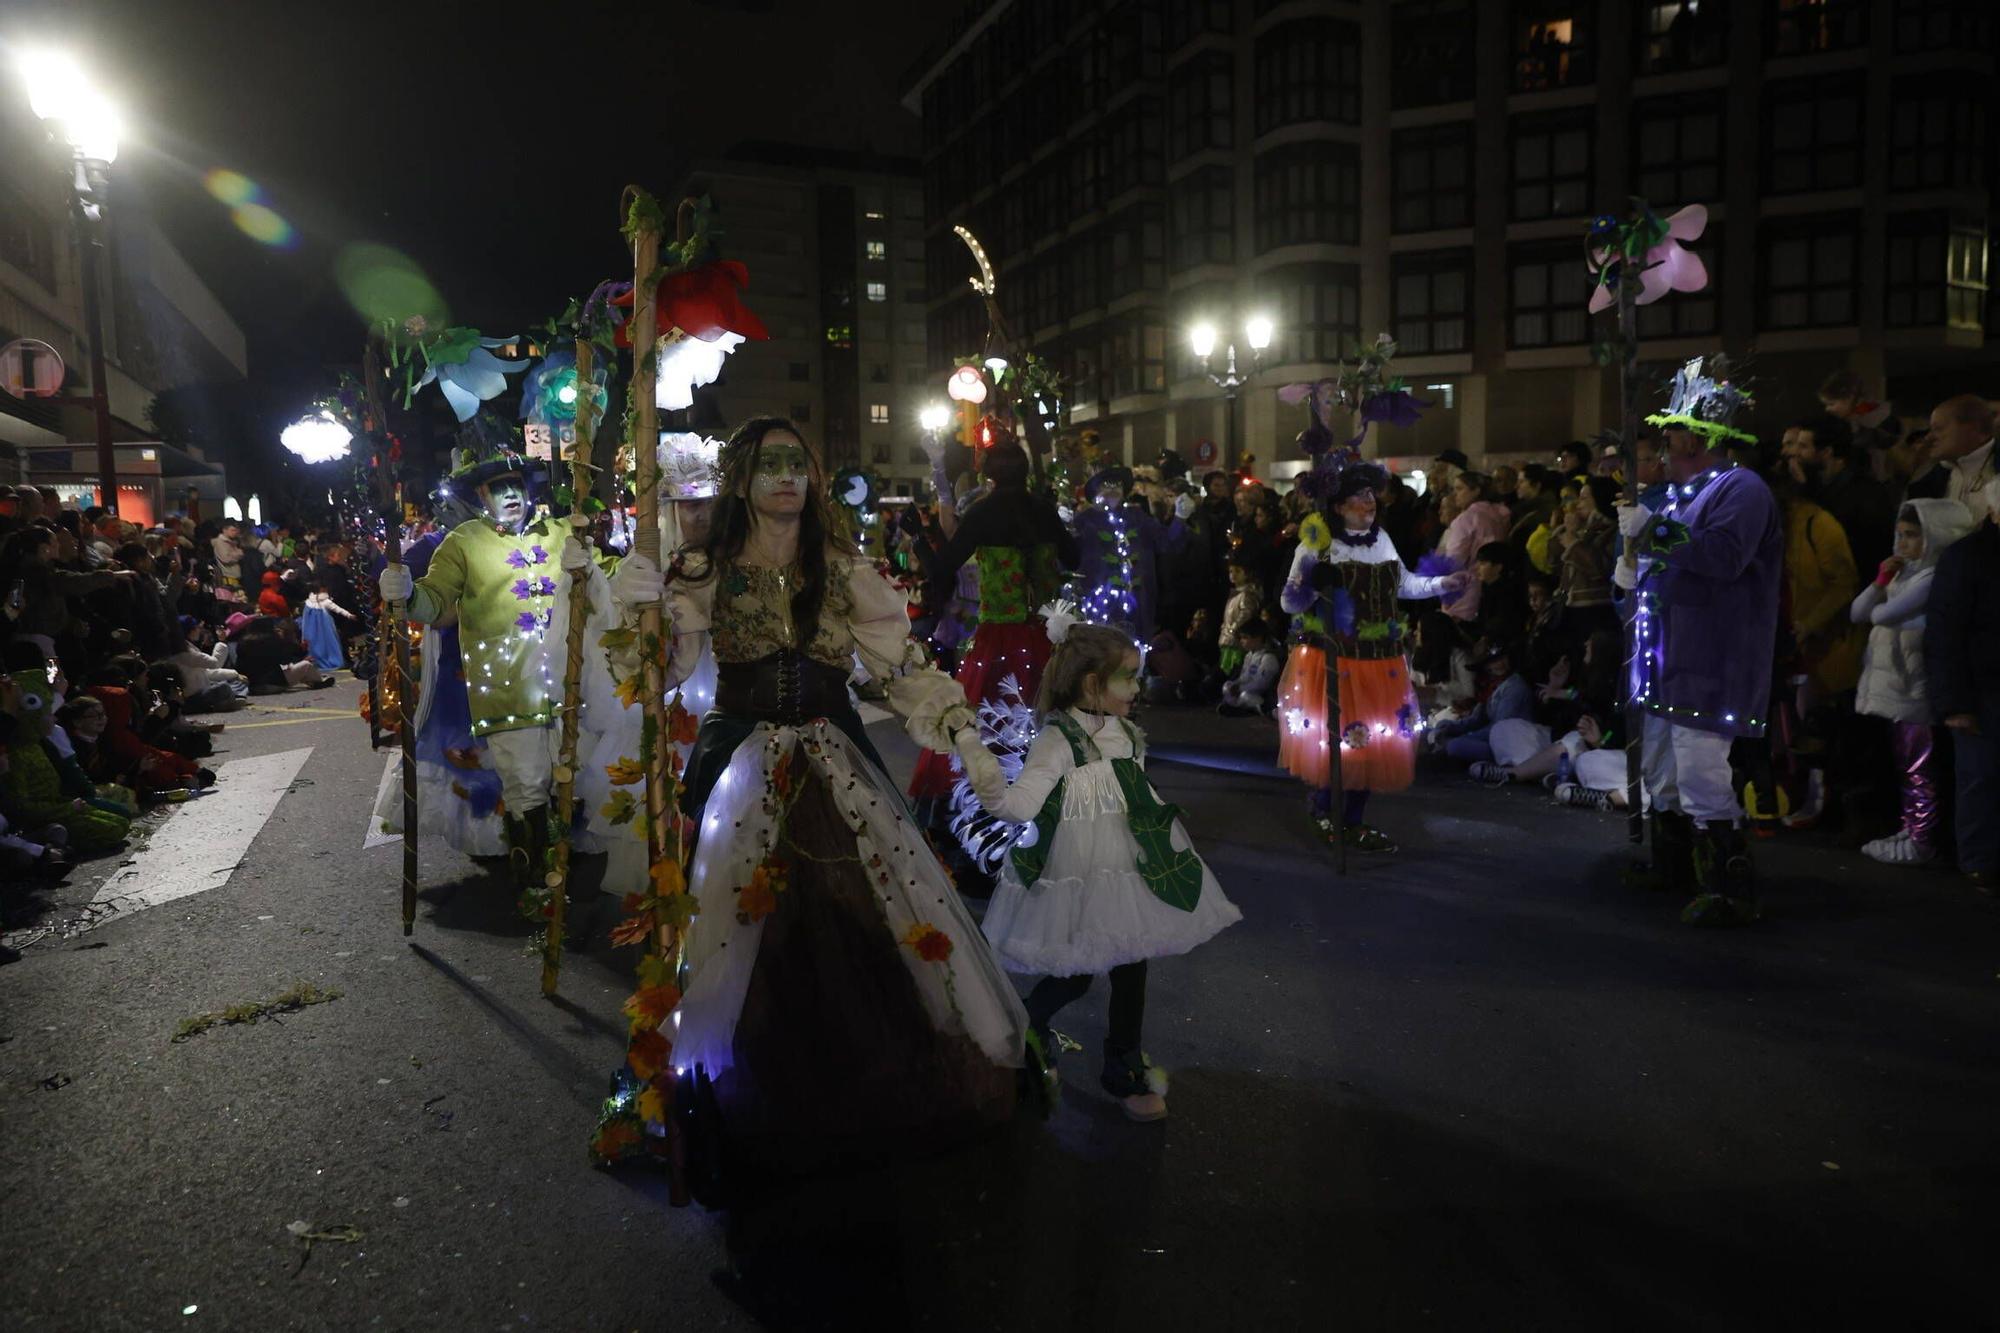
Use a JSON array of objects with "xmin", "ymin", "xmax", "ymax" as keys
[
  {"xmin": 506, "ymin": 812, "xmax": 549, "ymax": 920},
  {"xmin": 1099, "ymin": 1042, "xmax": 1168, "ymax": 1122},
  {"xmin": 1683, "ymin": 820, "xmax": 1760, "ymax": 926},
  {"xmin": 1623, "ymin": 810, "xmax": 1695, "ymax": 892}
]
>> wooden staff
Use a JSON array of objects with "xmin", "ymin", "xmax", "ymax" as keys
[
  {"xmin": 363, "ymin": 337, "xmax": 421, "ymax": 933},
  {"xmin": 1615, "ymin": 254, "xmax": 1645, "ymax": 844},
  {"xmin": 1324, "ymin": 392, "xmax": 1349, "ymax": 876},
  {"xmin": 625, "ymin": 194, "xmax": 675, "ymax": 954},
  {"xmin": 542, "ymin": 339, "xmax": 600, "ymax": 994}
]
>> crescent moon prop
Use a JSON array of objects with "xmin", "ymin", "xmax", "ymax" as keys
[{"xmin": 953, "ymin": 224, "xmax": 997, "ymax": 298}]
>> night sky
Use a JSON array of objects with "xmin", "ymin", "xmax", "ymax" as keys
[{"xmin": 10, "ymin": 0, "xmax": 940, "ymax": 408}]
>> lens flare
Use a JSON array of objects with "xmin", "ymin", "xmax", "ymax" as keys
[
  {"xmin": 231, "ymin": 203, "xmax": 295, "ymax": 248},
  {"xmin": 203, "ymin": 168, "xmax": 256, "ymax": 206},
  {"xmin": 335, "ymin": 242, "xmax": 449, "ymax": 329}
]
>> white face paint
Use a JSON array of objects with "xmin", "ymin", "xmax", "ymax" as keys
[
  {"xmin": 748, "ymin": 434, "xmax": 811, "ymax": 521},
  {"xmin": 480, "ymin": 476, "xmax": 530, "ymax": 532},
  {"xmin": 1086, "ymin": 649, "xmax": 1143, "ymax": 716},
  {"xmin": 1095, "ymin": 483, "xmax": 1125, "ymax": 508}
]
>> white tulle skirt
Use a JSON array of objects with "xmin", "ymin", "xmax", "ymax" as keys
[
  {"xmin": 671, "ymin": 718, "xmax": 1028, "ymax": 1080},
  {"xmin": 982, "ymin": 759, "xmax": 1241, "ymax": 976}
]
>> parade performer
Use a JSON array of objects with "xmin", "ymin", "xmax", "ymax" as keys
[
  {"xmin": 369, "ymin": 485, "xmax": 506, "ymax": 859},
  {"xmin": 375, "ymin": 445, "xmax": 663, "ymax": 896},
  {"xmin": 907, "ymin": 441, "xmax": 1075, "ymax": 809},
  {"xmin": 1276, "ymin": 464, "xmax": 1466, "ymax": 851},
  {"xmin": 300, "ymin": 586, "xmax": 355, "ymax": 671},
  {"xmin": 1072, "ymin": 466, "xmax": 1185, "ymax": 638},
  {"xmin": 659, "ymin": 417, "xmax": 1027, "ymax": 1184},
  {"xmin": 1616, "ymin": 357, "xmax": 1782, "ymax": 926},
  {"xmin": 942, "ymin": 609, "xmax": 1240, "ymax": 1121}
]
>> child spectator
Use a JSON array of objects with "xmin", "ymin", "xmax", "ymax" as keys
[
  {"xmin": 302, "ymin": 582, "xmax": 357, "ymax": 671},
  {"xmin": 1216, "ymin": 558, "xmax": 1264, "ymax": 678},
  {"xmin": 256, "ymin": 569, "xmax": 289, "ymax": 618},
  {"xmin": 1852, "ymin": 499, "xmax": 1976, "ymax": 865},
  {"xmin": 1431, "ymin": 640, "xmax": 1535, "ymax": 763},
  {"xmin": 1218, "ymin": 618, "xmax": 1282, "ymax": 716},
  {"xmin": 1557, "ymin": 475, "xmax": 1620, "ymax": 637},
  {"xmin": 1, "ymin": 670, "xmax": 130, "ymax": 854}
]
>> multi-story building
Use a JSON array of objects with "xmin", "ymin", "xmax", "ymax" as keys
[
  {"xmin": 1, "ymin": 74, "xmax": 243, "ymax": 519},
  {"xmin": 903, "ymin": 0, "xmax": 1996, "ymax": 478},
  {"xmin": 675, "ymin": 142, "xmax": 935, "ymax": 486}
]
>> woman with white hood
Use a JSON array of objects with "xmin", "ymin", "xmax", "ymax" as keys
[{"xmin": 1850, "ymin": 497, "xmax": 1976, "ymax": 865}]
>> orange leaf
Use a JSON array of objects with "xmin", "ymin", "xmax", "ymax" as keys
[
  {"xmin": 627, "ymin": 1028, "xmax": 670, "ymax": 1081},
  {"xmin": 735, "ymin": 875, "xmax": 778, "ymax": 924},
  {"xmin": 650, "ymin": 858, "xmax": 686, "ymax": 899},
  {"xmin": 604, "ymin": 756, "xmax": 645, "ymax": 786},
  {"xmin": 608, "ymin": 914, "xmax": 653, "ymax": 948},
  {"xmin": 591, "ymin": 1118, "xmax": 643, "ymax": 1161},
  {"xmin": 623, "ymin": 983, "xmax": 682, "ymax": 1027}
]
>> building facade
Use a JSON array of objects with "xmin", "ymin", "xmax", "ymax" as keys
[
  {"xmin": 904, "ymin": 0, "xmax": 1995, "ymax": 478},
  {"xmin": 676, "ymin": 143, "xmax": 935, "ymax": 486},
  {"xmin": 1, "ymin": 78, "xmax": 244, "ymax": 520}
]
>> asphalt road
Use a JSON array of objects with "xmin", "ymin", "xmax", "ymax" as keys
[{"xmin": 3, "ymin": 681, "xmax": 1995, "ymax": 1332}]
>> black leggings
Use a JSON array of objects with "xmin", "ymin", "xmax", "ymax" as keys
[{"xmin": 1024, "ymin": 960, "xmax": 1147, "ymax": 1055}]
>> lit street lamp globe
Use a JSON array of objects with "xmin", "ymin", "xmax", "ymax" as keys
[
  {"xmin": 17, "ymin": 48, "xmax": 122, "ymax": 162},
  {"xmin": 1188, "ymin": 323, "xmax": 1218, "ymax": 360},
  {"xmin": 919, "ymin": 403, "xmax": 951, "ymax": 433},
  {"xmin": 281, "ymin": 412, "xmax": 353, "ymax": 464},
  {"xmin": 1245, "ymin": 315, "xmax": 1274, "ymax": 352}
]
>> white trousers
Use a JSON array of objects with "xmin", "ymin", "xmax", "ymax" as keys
[
  {"xmin": 485, "ymin": 724, "xmax": 556, "ymax": 816},
  {"xmin": 1640, "ymin": 713, "xmax": 1740, "ymax": 824}
]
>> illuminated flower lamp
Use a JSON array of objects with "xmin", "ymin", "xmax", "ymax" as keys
[
  {"xmin": 520, "ymin": 347, "xmax": 606, "ymax": 426},
  {"xmin": 1587, "ymin": 203, "xmax": 1708, "ymax": 314},
  {"xmin": 614, "ymin": 260, "xmax": 771, "ymax": 412},
  {"xmin": 947, "ymin": 364, "xmax": 989, "ymax": 449},
  {"xmin": 281, "ymin": 411, "xmax": 354, "ymax": 464}
]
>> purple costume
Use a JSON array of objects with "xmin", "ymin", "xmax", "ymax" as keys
[
  {"xmin": 1073, "ymin": 505, "xmax": 1186, "ymax": 640},
  {"xmin": 1630, "ymin": 466, "xmax": 1782, "ymax": 738}
]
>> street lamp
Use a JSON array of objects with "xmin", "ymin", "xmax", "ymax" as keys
[
  {"xmin": 281, "ymin": 412, "xmax": 354, "ymax": 464},
  {"xmin": 1189, "ymin": 314, "xmax": 1275, "ymax": 473},
  {"xmin": 19, "ymin": 49, "xmax": 124, "ymax": 515}
]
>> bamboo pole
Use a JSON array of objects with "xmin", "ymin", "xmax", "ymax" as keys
[
  {"xmin": 627, "ymin": 201, "xmax": 671, "ymax": 953},
  {"xmin": 1325, "ymin": 393, "xmax": 1349, "ymax": 876},
  {"xmin": 363, "ymin": 337, "xmax": 420, "ymax": 934},
  {"xmin": 542, "ymin": 340, "xmax": 600, "ymax": 994}
]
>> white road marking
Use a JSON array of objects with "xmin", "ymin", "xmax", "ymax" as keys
[
  {"xmin": 364, "ymin": 750, "xmax": 402, "ymax": 849},
  {"xmin": 88, "ymin": 746, "xmax": 314, "ymax": 921}
]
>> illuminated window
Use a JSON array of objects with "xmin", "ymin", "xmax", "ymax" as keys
[
  {"xmin": 1769, "ymin": 0, "xmax": 1868, "ymax": 55},
  {"xmin": 1511, "ymin": 3, "xmax": 1594, "ymax": 92},
  {"xmin": 1638, "ymin": 1, "xmax": 1728, "ymax": 72},
  {"xmin": 865, "ymin": 240, "xmax": 887, "ymax": 261},
  {"xmin": 864, "ymin": 211, "xmax": 887, "ymax": 222},
  {"xmin": 869, "ymin": 403, "xmax": 890, "ymax": 424},
  {"xmin": 865, "ymin": 281, "xmax": 888, "ymax": 302}
]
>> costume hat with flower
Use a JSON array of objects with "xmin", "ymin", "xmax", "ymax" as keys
[
  {"xmin": 1646, "ymin": 354, "xmax": 1755, "ymax": 449},
  {"xmin": 658, "ymin": 432, "xmax": 723, "ymax": 501},
  {"xmin": 446, "ymin": 444, "xmax": 545, "ymax": 503}
]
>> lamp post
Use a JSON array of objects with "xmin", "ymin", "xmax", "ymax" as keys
[
  {"xmin": 1189, "ymin": 315, "xmax": 1274, "ymax": 473},
  {"xmin": 19, "ymin": 50, "xmax": 123, "ymax": 516}
]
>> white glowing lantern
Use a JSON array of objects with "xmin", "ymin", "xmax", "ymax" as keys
[
  {"xmin": 947, "ymin": 365, "xmax": 987, "ymax": 404},
  {"xmin": 653, "ymin": 332, "xmax": 746, "ymax": 412},
  {"xmin": 222, "ymin": 495, "xmax": 243, "ymax": 522},
  {"xmin": 281, "ymin": 411, "xmax": 353, "ymax": 464},
  {"xmin": 246, "ymin": 494, "xmax": 262, "ymax": 526}
]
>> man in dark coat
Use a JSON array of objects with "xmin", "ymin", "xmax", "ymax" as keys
[{"xmin": 1924, "ymin": 476, "xmax": 2000, "ymax": 894}]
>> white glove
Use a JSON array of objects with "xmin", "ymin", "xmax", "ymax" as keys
[
  {"xmin": 1612, "ymin": 556, "xmax": 1639, "ymax": 591},
  {"xmin": 560, "ymin": 537, "xmax": 593, "ymax": 572},
  {"xmin": 1173, "ymin": 493, "xmax": 1196, "ymax": 521},
  {"xmin": 377, "ymin": 565, "xmax": 412, "ymax": 604},
  {"xmin": 888, "ymin": 669, "xmax": 971, "ymax": 748},
  {"xmin": 609, "ymin": 553, "xmax": 664, "ymax": 608},
  {"xmin": 1616, "ymin": 503, "xmax": 1652, "ymax": 539}
]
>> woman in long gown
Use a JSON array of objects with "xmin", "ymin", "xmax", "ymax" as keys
[{"xmin": 661, "ymin": 417, "xmax": 1026, "ymax": 1182}]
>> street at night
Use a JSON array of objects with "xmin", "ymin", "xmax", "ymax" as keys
[
  {"xmin": 4, "ymin": 686, "xmax": 1995, "ymax": 1329},
  {"xmin": 5, "ymin": 2, "xmax": 2000, "ymax": 1330}
]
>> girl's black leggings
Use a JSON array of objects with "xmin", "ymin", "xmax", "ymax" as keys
[{"xmin": 1023, "ymin": 960, "xmax": 1147, "ymax": 1055}]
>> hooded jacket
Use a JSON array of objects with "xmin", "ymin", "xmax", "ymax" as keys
[{"xmin": 1851, "ymin": 499, "xmax": 1976, "ymax": 722}]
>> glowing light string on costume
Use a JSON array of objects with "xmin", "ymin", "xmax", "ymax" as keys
[{"xmin": 1080, "ymin": 503, "xmax": 1137, "ymax": 627}]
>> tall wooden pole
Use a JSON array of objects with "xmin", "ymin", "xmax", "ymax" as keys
[
  {"xmin": 1325, "ymin": 393, "xmax": 1349, "ymax": 875},
  {"xmin": 1616, "ymin": 268, "xmax": 1645, "ymax": 843},
  {"xmin": 542, "ymin": 340, "xmax": 600, "ymax": 994},
  {"xmin": 363, "ymin": 337, "xmax": 420, "ymax": 934},
  {"xmin": 625, "ymin": 197, "xmax": 675, "ymax": 957}
]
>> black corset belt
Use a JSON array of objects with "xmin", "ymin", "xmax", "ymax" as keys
[{"xmin": 714, "ymin": 650, "xmax": 856, "ymax": 725}]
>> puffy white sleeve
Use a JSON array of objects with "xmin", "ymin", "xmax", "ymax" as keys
[
  {"xmin": 956, "ymin": 726, "xmax": 1071, "ymax": 824},
  {"xmin": 1399, "ymin": 564, "xmax": 1448, "ymax": 601},
  {"xmin": 845, "ymin": 555, "xmax": 921, "ymax": 683},
  {"xmin": 664, "ymin": 561, "xmax": 715, "ymax": 691}
]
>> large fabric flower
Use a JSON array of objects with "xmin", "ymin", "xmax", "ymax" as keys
[
  {"xmin": 1588, "ymin": 204, "xmax": 1708, "ymax": 313},
  {"xmin": 613, "ymin": 260, "xmax": 771, "ymax": 412}
]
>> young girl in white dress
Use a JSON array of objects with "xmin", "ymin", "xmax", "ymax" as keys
[{"xmin": 946, "ymin": 607, "xmax": 1241, "ymax": 1121}]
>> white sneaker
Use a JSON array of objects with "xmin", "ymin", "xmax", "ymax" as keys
[
  {"xmin": 1554, "ymin": 783, "xmax": 1612, "ymax": 811},
  {"xmin": 1863, "ymin": 833, "xmax": 1935, "ymax": 866}
]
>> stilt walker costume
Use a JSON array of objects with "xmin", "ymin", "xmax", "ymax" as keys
[
  {"xmin": 907, "ymin": 442, "xmax": 1075, "ymax": 806},
  {"xmin": 658, "ymin": 419, "xmax": 1026, "ymax": 1187},
  {"xmin": 1616, "ymin": 357, "xmax": 1781, "ymax": 926}
]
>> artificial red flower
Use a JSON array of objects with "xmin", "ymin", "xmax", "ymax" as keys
[{"xmin": 612, "ymin": 260, "xmax": 770, "ymax": 348}]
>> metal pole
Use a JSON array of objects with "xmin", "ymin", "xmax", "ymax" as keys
[
  {"xmin": 1617, "ymin": 264, "xmax": 1645, "ymax": 844},
  {"xmin": 74, "ymin": 161, "xmax": 119, "ymax": 517}
]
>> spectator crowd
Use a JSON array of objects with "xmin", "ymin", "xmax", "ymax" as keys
[{"xmin": 1, "ymin": 484, "xmax": 375, "ymax": 956}]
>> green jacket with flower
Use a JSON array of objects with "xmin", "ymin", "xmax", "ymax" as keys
[{"xmin": 411, "ymin": 515, "xmax": 576, "ymax": 736}]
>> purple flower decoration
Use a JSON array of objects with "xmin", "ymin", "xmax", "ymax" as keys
[
  {"xmin": 1357, "ymin": 390, "xmax": 1427, "ymax": 437},
  {"xmin": 537, "ymin": 576, "xmax": 557, "ymax": 596},
  {"xmin": 516, "ymin": 611, "xmax": 540, "ymax": 632},
  {"xmin": 1329, "ymin": 587, "xmax": 1357, "ymax": 637},
  {"xmin": 1416, "ymin": 552, "xmax": 1466, "ymax": 605},
  {"xmin": 512, "ymin": 578, "xmax": 533, "ymax": 600},
  {"xmin": 530, "ymin": 545, "xmax": 548, "ymax": 565},
  {"xmin": 506, "ymin": 550, "xmax": 529, "ymax": 570}
]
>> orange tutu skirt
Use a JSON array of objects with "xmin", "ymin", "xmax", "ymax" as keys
[{"xmin": 1274, "ymin": 645, "xmax": 1419, "ymax": 794}]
